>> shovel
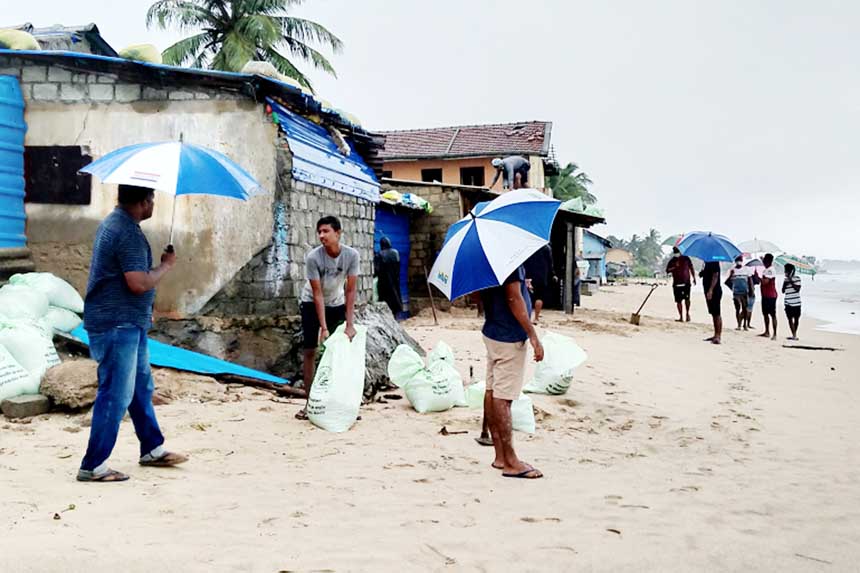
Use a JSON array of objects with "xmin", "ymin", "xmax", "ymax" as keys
[{"xmin": 630, "ymin": 283, "xmax": 659, "ymax": 325}]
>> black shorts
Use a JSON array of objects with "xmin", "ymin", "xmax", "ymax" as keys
[
  {"xmin": 706, "ymin": 291, "xmax": 722, "ymax": 317},
  {"xmin": 785, "ymin": 305, "xmax": 801, "ymax": 319},
  {"xmin": 516, "ymin": 165, "xmax": 530, "ymax": 185},
  {"xmin": 529, "ymin": 282, "xmax": 547, "ymax": 303},
  {"xmin": 673, "ymin": 284, "xmax": 691, "ymax": 303},
  {"xmin": 300, "ymin": 302, "xmax": 346, "ymax": 349},
  {"xmin": 762, "ymin": 297, "xmax": 777, "ymax": 315}
]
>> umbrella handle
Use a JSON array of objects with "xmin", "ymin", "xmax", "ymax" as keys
[{"xmin": 166, "ymin": 196, "xmax": 177, "ymax": 253}]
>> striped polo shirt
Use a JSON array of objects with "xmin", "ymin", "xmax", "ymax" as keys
[{"xmin": 784, "ymin": 275, "xmax": 802, "ymax": 307}]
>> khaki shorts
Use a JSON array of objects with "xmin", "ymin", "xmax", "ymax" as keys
[{"xmin": 483, "ymin": 335, "xmax": 528, "ymax": 401}]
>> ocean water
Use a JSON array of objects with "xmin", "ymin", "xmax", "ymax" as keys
[{"xmin": 801, "ymin": 270, "xmax": 860, "ymax": 335}]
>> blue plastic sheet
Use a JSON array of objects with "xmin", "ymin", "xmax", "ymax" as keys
[{"xmin": 70, "ymin": 326, "xmax": 288, "ymax": 385}]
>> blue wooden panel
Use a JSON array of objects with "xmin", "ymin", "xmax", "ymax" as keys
[
  {"xmin": 268, "ymin": 98, "xmax": 379, "ymax": 203},
  {"xmin": 374, "ymin": 207, "xmax": 411, "ymax": 318},
  {"xmin": 0, "ymin": 76, "xmax": 27, "ymax": 248}
]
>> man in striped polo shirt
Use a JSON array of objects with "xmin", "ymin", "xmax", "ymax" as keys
[{"xmin": 783, "ymin": 263, "xmax": 802, "ymax": 340}]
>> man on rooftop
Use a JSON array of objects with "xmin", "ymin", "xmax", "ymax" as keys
[{"xmin": 490, "ymin": 156, "xmax": 531, "ymax": 190}]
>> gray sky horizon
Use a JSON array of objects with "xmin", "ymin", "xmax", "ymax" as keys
[{"xmin": 7, "ymin": 0, "xmax": 860, "ymax": 261}]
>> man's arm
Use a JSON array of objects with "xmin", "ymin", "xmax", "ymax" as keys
[
  {"xmin": 689, "ymin": 260, "xmax": 697, "ymax": 285},
  {"xmin": 505, "ymin": 281, "xmax": 544, "ymax": 361},
  {"xmin": 123, "ymin": 244, "xmax": 176, "ymax": 295},
  {"xmin": 344, "ymin": 275, "xmax": 357, "ymax": 341},
  {"xmin": 310, "ymin": 279, "xmax": 329, "ymax": 340},
  {"xmin": 489, "ymin": 168, "xmax": 501, "ymax": 189}
]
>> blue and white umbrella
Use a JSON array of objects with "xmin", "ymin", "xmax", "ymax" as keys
[
  {"xmin": 677, "ymin": 231, "xmax": 741, "ymax": 262},
  {"xmin": 80, "ymin": 140, "xmax": 264, "ymax": 199},
  {"xmin": 429, "ymin": 188, "xmax": 561, "ymax": 300}
]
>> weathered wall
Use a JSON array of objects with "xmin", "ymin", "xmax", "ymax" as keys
[
  {"xmin": 383, "ymin": 154, "xmax": 547, "ymax": 190},
  {"xmin": 202, "ymin": 144, "xmax": 376, "ymax": 316},
  {"xmin": 0, "ymin": 57, "xmax": 278, "ymax": 316}
]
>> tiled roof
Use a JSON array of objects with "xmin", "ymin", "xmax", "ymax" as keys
[{"xmin": 379, "ymin": 121, "xmax": 552, "ymax": 160}]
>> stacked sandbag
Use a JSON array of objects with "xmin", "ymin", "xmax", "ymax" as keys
[
  {"xmin": 465, "ymin": 381, "xmax": 536, "ymax": 434},
  {"xmin": 8, "ymin": 273, "xmax": 84, "ymax": 333},
  {"xmin": 0, "ymin": 343, "xmax": 37, "ymax": 401},
  {"xmin": 387, "ymin": 341, "xmax": 466, "ymax": 413},
  {"xmin": 524, "ymin": 331, "xmax": 588, "ymax": 395},
  {"xmin": 0, "ymin": 319, "xmax": 61, "ymax": 397},
  {"xmin": 308, "ymin": 324, "xmax": 367, "ymax": 433},
  {"xmin": 118, "ymin": 44, "xmax": 163, "ymax": 64},
  {"xmin": 0, "ymin": 29, "xmax": 40, "ymax": 50}
]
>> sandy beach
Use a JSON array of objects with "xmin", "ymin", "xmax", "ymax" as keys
[{"xmin": 2, "ymin": 283, "xmax": 859, "ymax": 571}]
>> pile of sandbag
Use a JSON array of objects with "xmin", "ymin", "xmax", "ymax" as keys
[
  {"xmin": 308, "ymin": 324, "xmax": 367, "ymax": 433},
  {"xmin": 387, "ymin": 341, "xmax": 467, "ymax": 413},
  {"xmin": 464, "ymin": 381, "xmax": 536, "ymax": 434},
  {"xmin": 0, "ymin": 273, "xmax": 83, "ymax": 402},
  {"xmin": 524, "ymin": 331, "xmax": 588, "ymax": 395}
]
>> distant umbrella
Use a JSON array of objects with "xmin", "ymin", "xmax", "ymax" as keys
[
  {"xmin": 745, "ymin": 258, "xmax": 764, "ymax": 268},
  {"xmin": 776, "ymin": 255, "xmax": 817, "ymax": 276},
  {"xmin": 738, "ymin": 239, "xmax": 782, "ymax": 254},
  {"xmin": 662, "ymin": 234, "xmax": 684, "ymax": 247},
  {"xmin": 677, "ymin": 231, "xmax": 742, "ymax": 262}
]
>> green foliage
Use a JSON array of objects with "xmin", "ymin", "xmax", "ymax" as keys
[
  {"xmin": 146, "ymin": 0, "xmax": 342, "ymax": 91},
  {"xmin": 547, "ymin": 162, "xmax": 596, "ymax": 204},
  {"xmin": 607, "ymin": 229, "xmax": 664, "ymax": 273}
]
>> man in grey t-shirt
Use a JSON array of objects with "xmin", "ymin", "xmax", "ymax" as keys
[
  {"xmin": 489, "ymin": 156, "xmax": 531, "ymax": 190},
  {"xmin": 296, "ymin": 215, "xmax": 359, "ymax": 420}
]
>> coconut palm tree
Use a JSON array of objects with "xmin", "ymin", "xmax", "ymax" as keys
[
  {"xmin": 546, "ymin": 162, "xmax": 596, "ymax": 204},
  {"xmin": 146, "ymin": 0, "xmax": 342, "ymax": 91}
]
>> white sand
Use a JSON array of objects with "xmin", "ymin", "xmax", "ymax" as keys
[{"xmin": 2, "ymin": 283, "xmax": 858, "ymax": 571}]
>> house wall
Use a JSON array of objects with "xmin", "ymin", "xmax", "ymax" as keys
[
  {"xmin": 384, "ymin": 155, "xmax": 547, "ymax": 190},
  {"xmin": 202, "ymin": 144, "xmax": 376, "ymax": 317},
  {"xmin": 606, "ymin": 248, "xmax": 633, "ymax": 266},
  {"xmin": 1, "ymin": 56, "xmax": 278, "ymax": 316}
]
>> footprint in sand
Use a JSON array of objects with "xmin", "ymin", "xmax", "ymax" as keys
[{"xmin": 521, "ymin": 516, "xmax": 563, "ymax": 523}]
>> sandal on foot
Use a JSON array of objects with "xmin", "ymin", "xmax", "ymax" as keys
[
  {"xmin": 77, "ymin": 468, "xmax": 129, "ymax": 483},
  {"xmin": 295, "ymin": 409, "xmax": 308, "ymax": 420},
  {"xmin": 475, "ymin": 436, "xmax": 494, "ymax": 447},
  {"xmin": 139, "ymin": 452, "xmax": 188, "ymax": 467},
  {"xmin": 503, "ymin": 465, "xmax": 543, "ymax": 479}
]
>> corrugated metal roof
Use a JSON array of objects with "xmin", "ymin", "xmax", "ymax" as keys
[{"xmin": 268, "ymin": 98, "xmax": 379, "ymax": 203}]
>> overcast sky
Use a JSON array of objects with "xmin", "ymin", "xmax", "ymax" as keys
[{"xmin": 8, "ymin": 0, "xmax": 860, "ymax": 260}]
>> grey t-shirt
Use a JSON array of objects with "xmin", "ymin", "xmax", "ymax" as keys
[{"xmin": 300, "ymin": 245, "xmax": 360, "ymax": 306}]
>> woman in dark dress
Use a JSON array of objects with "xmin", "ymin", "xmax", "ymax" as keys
[{"xmin": 374, "ymin": 237, "xmax": 403, "ymax": 316}]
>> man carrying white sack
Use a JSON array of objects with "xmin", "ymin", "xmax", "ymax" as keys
[
  {"xmin": 480, "ymin": 264, "xmax": 545, "ymax": 479},
  {"xmin": 77, "ymin": 184, "xmax": 187, "ymax": 483}
]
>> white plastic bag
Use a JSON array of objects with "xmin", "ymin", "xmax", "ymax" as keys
[
  {"xmin": 0, "ymin": 344, "xmax": 37, "ymax": 401},
  {"xmin": 464, "ymin": 381, "xmax": 536, "ymax": 434},
  {"xmin": 388, "ymin": 342, "xmax": 466, "ymax": 413},
  {"xmin": 524, "ymin": 331, "xmax": 588, "ymax": 395},
  {"xmin": 43, "ymin": 306, "xmax": 83, "ymax": 333},
  {"xmin": 0, "ymin": 320, "xmax": 61, "ymax": 391},
  {"xmin": 0, "ymin": 284, "xmax": 49, "ymax": 320},
  {"xmin": 308, "ymin": 324, "xmax": 367, "ymax": 433},
  {"xmin": 9, "ymin": 273, "xmax": 84, "ymax": 313}
]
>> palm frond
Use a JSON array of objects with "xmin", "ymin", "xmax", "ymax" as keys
[
  {"xmin": 161, "ymin": 31, "xmax": 214, "ymax": 66},
  {"xmin": 147, "ymin": 0, "xmax": 214, "ymax": 31},
  {"xmin": 274, "ymin": 16, "xmax": 343, "ymax": 53},
  {"xmin": 261, "ymin": 46, "xmax": 313, "ymax": 91},
  {"xmin": 235, "ymin": 13, "xmax": 280, "ymax": 46},
  {"xmin": 280, "ymin": 36, "xmax": 336, "ymax": 75},
  {"xmin": 211, "ymin": 29, "xmax": 257, "ymax": 71}
]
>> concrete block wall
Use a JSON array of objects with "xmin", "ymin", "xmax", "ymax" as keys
[
  {"xmin": 203, "ymin": 145, "xmax": 376, "ymax": 316},
  {"xmin": 0, "ymin": 57, "xmax": 245, "ymax": 103}
]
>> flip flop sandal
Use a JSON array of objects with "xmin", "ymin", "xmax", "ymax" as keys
[
  {"xmin": 491, "ymin": 463, "xmax": 505, "ymax": 470},
  {"xmin": 77, "ymin": 469, "xmax": 129, "ymax": 483},
  {"xmin": 139, "ymin": 452, "xmax": 188, "ymax": 467},
  {"xmin": 475, "ymin": 436, "xmax": 494, "ymax": 447},
  {"xmin": 503, "ymin": 465, "xmax": 543, "ymax": 479},
  {"xmin": 295, "ymin": 409, "xmax": 308, "ymax": 420}
]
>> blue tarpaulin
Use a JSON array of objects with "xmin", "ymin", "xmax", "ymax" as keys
[
  {"xmin": 70, "ymin": 326, "xmax": 288, "ymax": 385},
  {"xmin": 268, "ymin": 98, "xmax": 380, "ymax": 203}
]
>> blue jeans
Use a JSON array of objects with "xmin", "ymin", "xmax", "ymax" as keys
[{"xmin": 80, "ymin": 325, "xmax": 164, "ymax": 472}]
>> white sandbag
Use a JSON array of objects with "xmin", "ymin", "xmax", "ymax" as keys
[
  {"xmin": 524, "ymin": 331, "xmax": 588, "ymax": 395},
  {"xmin": 0, "ymin": 344, "xmax": 37, "ymax": 401},
  {"xmin": 308, "ymin": 324, "xmax": 366, "ymax": 432},
  {"xmin": 118, "ymin": 43, "xmax": 163, "ymax": 64},
  {"xmin": 426, "ymin": 341, "xmax": 467, "ymax": 407},
  {"xmin": 0, "ymin": 320, "xmax": 61, "ymax": 392},
  {"xmin": 464, "ymin": 381, "xmax": 536, "ymax": 434},
  {"xmin": 9, "ymin": 273, "xmax": 84, "ymax": 313},
  {"xmin": 43, "ymin": 306, "xmax": 83, "ymax": 333},
  {"xmin": 387, "ymin": 342, "xmax": 465, "ymax": 413},
  {"xmin": 0, "ymin": 284, "xmax": 50, "ymax": 320}
]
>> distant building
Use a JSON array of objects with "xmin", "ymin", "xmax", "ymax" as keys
[
  {"xmin": 10, "ymin": 23, "xmax": 118, "ymax": 56},
  {"xmin": 583, "ymin": 230, "xmax": 612, "ymax": 285},
  {"xmin": 606, "ymin": 247, "xmax": 634, "ymax": 267},
  {"xmin": 379, "ymin": 121, "xmax": 558, "ymax": 192}
]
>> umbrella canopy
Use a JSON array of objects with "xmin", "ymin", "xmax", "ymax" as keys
[
  {"xmin": 662, "ymin": 233, "xmax": 684, "ymax": 247},
  {"xmin": 80, "ymin": 141, "xmax": 264, "ymax": 200},
  {"xmin": 429, "ymin": 188, "xmax": 560, "ymax": 300},
  {"xmin": 738, "ymin": 239, "xmax": 781, "ymax": 254},
  {"xmin": 776, "ymin": 255, "xmax": 817, "ymax": 275},
  {"xmin": 677, "ymin": 231, "xmax": 742, "ymax": 262},
  {"xmin": 745, "ymin": 258, "xmax": 764, "ymax": 268}
]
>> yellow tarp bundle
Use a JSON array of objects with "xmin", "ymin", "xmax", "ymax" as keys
[{"xmin": 0, "ymin": 29, "xmax": 40, "ymax": 50}]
